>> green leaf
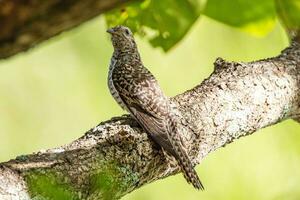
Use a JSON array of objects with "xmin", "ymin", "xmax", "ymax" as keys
[
  {"xmin": 203, "ymin": 0, "xmax": 277, "ymax": 36},
  {"xmin": 275, "ymin": 0, "xmax": 300, "ymax": 31},
  {"xmin": 105, "ymin": 0, "xmax": 205, "ymax": 51}
]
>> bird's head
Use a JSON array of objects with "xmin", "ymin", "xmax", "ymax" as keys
[{"xmin": 107, "ymin": 25, "xmax": 137, "ymax": 52}]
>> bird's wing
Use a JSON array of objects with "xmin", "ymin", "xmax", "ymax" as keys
[
  {"xmin": 129, "ymin": 101, "xmax": 176, "ymax": 156},
  {"xmin": 112, "ymin": 64, "xmax": 204, "ymax": 189},
  {"xmin": 112, "ymin": 64, "xmax": 175, "ymax": 154},
  {"xmin": 125, "ymin": 86, "xmax": 204, "ymax": 190}
]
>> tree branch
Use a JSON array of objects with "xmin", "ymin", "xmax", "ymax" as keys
[
  {"xmin": 0, "ymin": 0, "xmax": 134, "ymax": 59},
  {"xmin": 1, "ymin": 42, "xmax": 300, "ymax": 200}
]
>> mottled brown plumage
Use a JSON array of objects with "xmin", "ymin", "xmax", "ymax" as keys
[{"xmin": 107, "ymin": 25, "xmax": 204, "ymax": 190}]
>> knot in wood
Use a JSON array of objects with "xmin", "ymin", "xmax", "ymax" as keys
[{"xmin": 214, "ymin": 57, "xmax": 227, "ymax": 70}]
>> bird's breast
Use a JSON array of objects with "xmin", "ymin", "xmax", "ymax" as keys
[{"xmin": 107, "ymin": 58, "xmax": 129, "ymax": 111}]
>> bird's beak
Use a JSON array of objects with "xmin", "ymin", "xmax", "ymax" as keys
[{"xmin": 106, "ymin": 28, "xmax": 115, "ymax": 34}]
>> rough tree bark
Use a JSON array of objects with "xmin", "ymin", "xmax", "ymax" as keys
[
  {"xmin": 0, "ymin": 40, "xmax": 299, "ymax": 199},
  {"xmin": 0, "ymin": 0, "xmax": 134, "ymax": 59}
]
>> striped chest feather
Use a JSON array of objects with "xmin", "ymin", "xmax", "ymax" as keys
[{"xmin": 108, "ymin": 58, "xmax": 128, "ymax": 111}]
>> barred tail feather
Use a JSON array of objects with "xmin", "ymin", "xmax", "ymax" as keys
[
  {"xmin": 179, "ymin": 158, "xmax": 204, "ymax": 190},
  {"xmin": 167, "ymin": 114, "xmax": 204, "ymax": 190},
  {"xmin": 173, "ymin": 139, "xmax": 204, "ymax": 190}
]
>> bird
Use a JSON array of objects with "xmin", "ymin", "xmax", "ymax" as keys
[{"xmin": 106, "ymin": 25, "xmax": 204, "ymax": 190}]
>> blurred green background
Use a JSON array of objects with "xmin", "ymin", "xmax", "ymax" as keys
[{"xmin": 1, "ymin": 14, "xmax": 300, "ymax": 200}]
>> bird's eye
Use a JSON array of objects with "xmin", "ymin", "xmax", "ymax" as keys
[{"xmin": 125, "ymin": 29, "xmax": 130, "ymax": 35}]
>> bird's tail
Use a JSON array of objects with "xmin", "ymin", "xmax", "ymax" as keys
[
  {"xmin": 179, "ymin": 155, "xmax": 204, "ymax": 190},
  {"xmin": 167, "ymin": 115, "xmax": 204, "ymax": 190},
  {"xmin": 175, "ymin": 141, "xmax": 204, "ymax": 190}
]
